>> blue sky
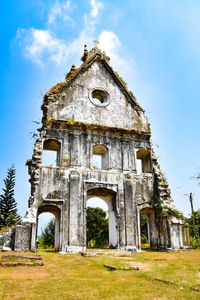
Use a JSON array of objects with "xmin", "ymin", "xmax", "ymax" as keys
[{"xmin": 1, "ymin": 0, "xmax": 200, "ymax": 231}]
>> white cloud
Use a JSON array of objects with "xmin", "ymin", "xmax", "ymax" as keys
[
  {"xmin": 16, "ymin": 0, "xmax": 129, "ymax": 72},
  {"xmin": 62, "ymin": 1, "xmax": 104, "ymax": 60},
  {"xmin": 99, "ymin": 31, "xmax": 120, "ymax": 54},
  {"xmin": 48, "ymin": 0, "xmax": 73, "ymax": 25},
  {"xmin": 17, "ymin": 28, "xmax": 68, "ymax": 66},
  {"xmin": 98, "ymin": 30, "xmax": 130, "ymax": 72},
  {"xmin": 16, "ymin": 0, "xmax": 99, "ymax": 67},
  {"xmin": 90, "ymin": 0, "xmax": 103, "ymax": 18}
]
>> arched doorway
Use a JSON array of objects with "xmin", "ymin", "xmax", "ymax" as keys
[
  {"xmin": 139, "ymin": 212, "xmax": 149, "ymax": 250},
  {"xmin": 139, "ymin": 206, "xmax": 158, "ymax": 250},
  {"xmin": 86, "ymin": 197, "xmax": 109, "ymax": 248},
  {"xmin": 37, "ymin": 212, "xmax": 55, "ymax": 249},
  {"xmin": 87, "ymin": 188, "xmax": 119, "ymax": 249},
  {"xmin": 37, "ymin": 204, "xmax": 61, "ymax": 251}
]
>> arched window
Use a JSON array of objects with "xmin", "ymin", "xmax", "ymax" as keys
[
  {"xmin": 136, "ymin": 149, "xmax": 151, "ymax": 173},
  {"xmin": 92, "ymin": 144, "xmax": 109, "ymax": 170},
  {"xmin": 42, "ymin": 139, "xmax": 61, "ymax": 166}
]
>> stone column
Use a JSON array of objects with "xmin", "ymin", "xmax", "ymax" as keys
[
  {"xmin": 54, "ymin": 216, "xmax": 60, "ymax": 251},
  {"xmin": 67, "ymin": 170, "xmax": 83, "ymax": 252},
  {"xmin": 124, "ymin": 179, "xmax": 136, "ymax": 250}
]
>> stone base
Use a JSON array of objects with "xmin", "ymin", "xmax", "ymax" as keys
[
  {"xmin": 125, "ymin": 245, "xmax": 137, "ymax": 252},
  {"xmin": 14, "ymin": 224, "xmax": 31, "ymax": 251},
  {"xmin": 0, "ymin": 228, "xmax": 15, "ymax": 250},
  {"xmin": 65, "ymin": 246, "xmax": 86, "ymax": 253}
]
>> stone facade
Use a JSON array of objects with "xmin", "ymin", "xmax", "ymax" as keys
[
  {"xmin": 0, "ymin": 227, "xmax": 15, "ymax": 251},
  {"xmin": 15, "ymin": 44, "xmax": 189, "ymax": 252}
]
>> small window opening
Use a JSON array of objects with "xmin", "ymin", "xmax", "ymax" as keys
[
  {"xmin": 90, "ymin": 89, "xmax": 109, "ymax": 107},
  {"xmin": 92, "ymin": 154, "xmax": 102, "ymax": 169},
  {"xmin": 136, "ymin": 149, "xmax": 151, "ymax": 173},
  {"xmin": 136, "ymin": 158, "xmax": 142, "ymax": 174},
  {"xmin": 92, "ymin": 144, "xmax": 109, "ymax": 170},
  {"xmin": 42, "ymin": 139, "xmax": 61, "ymax": 167},
  {"xmin": 42, "ymin": 150, "xmax": 57, "ymax": 166}
]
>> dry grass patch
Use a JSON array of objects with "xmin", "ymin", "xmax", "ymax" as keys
[{"xmin": 0, "ymin": 249, "xmax": 200, "ymax": 299}]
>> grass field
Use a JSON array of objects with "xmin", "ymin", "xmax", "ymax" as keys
[{"xmin": 0, "ymin": 249, "xmax": 200, "ymax": 299}]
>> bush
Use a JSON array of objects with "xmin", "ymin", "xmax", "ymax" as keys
[
  {"xmin": 189, "ymin": 236, "xmax": 200, "ymax": 249},
  {"xmin": 141, "ymin": 234, "xmax": 148, "ymax": 244}
]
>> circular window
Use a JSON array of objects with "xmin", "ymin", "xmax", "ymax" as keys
[{"xmin": 89, "ymin": 88, "xmax": 110, "ymax": 107}]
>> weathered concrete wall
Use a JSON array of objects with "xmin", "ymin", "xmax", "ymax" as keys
[
  {"xmin": 16, "ymin": 45, "xmax": 189, "ymax": 252},
  {"xmin": 0, "ymin": 228, "xmax": 15, "ymax": 251},
  {"xmin": 46, "ymin": 62, "xmax": 149, "ymax": 132},
  {"xmin": 14, "ymin": 224, "xmax": 31, "ymax": 251}
]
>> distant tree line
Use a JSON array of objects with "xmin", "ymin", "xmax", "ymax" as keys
[{"xmin": 185, "ymin": 210, "xmax": 200, "ymax": 248}]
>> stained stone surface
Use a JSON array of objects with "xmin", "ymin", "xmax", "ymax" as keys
[
  {"xmin": 0, "ymin": 228, "xmax": 15, "ymax": 250},
  {"xmin": 13, "ymin": 45, "xmax": 189, "ymax": 252}
]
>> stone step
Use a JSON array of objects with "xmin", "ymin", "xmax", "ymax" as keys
[{"xmin": 80, "ymin": 250, "xmax": 135, "ymax": 257}]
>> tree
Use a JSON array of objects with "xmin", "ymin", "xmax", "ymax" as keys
[
  {"xmin": 0, "ymin": 165, "xmax": 20, "ymax": 230},
  {"xmin": 41, "ymin": 219, "xmax": 55, "ymax": 248},
  {"xmin": 185, "ymin": 209, "xmax": 200, "ymax": 248},
  {"xmin": 140, "ymin": 214, "xmax": 148, "ymax": 244},
  {"xmin": 186, "ymin": 209, "xmax": 200, "ymax": 238},
  {"xmin": 86, "ymin": 207, "xmax": 108, "ymax": 248}
]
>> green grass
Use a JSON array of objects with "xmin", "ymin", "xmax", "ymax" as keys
[{"xmin": 0, "ymin": 250, "xmax": 200, "ymax": 299}]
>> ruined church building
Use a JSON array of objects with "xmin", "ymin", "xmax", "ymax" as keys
[{"xmin": 15, "ymin": 43, "xmax": 189, "ymax": 252}]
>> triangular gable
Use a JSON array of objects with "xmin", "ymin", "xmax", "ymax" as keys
[{"xmin": 47, "ymin": 48, "xmax": 143, "ymax": 112}]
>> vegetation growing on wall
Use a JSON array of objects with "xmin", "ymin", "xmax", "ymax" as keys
[
  {"xmin": 162, "ymin": 205, "xmax": 185, "ymax": 221},
  {"xmin": 115, "ymin": 72, "xmax": 128, "ymax": 87},
  {"xmin": 114, "ymin": 72, "xmax": 136, "ymax": 100}
]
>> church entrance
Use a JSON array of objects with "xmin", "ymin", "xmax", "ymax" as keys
[{"xmin": 86, "ymin": 188, "xmax": 119, "ymax": 249}]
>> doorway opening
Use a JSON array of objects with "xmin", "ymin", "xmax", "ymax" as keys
[
  {"xmin": 86, "ymin": 188, "xmax": 118, "ymax": 249},
  {"xmin": 139, "ymin": 211, "xmax": 149, "ymax": 250},
  {"xmin": 139, "ymin": 207, "xmax": 158, "ymax": 250},
  {"xmin": 86, "ymin": 198, "xmax": 108, "ymax": 248},
  {"xmin": 37, "ymin": 205, "xmax": 60, "ymax": 251}
]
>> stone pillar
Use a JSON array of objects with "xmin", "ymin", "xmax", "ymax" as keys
[
  {"xmin": 118, "ymin": 186, "xmax": 126, "ymax": 248},
  {"xmin": 124, "ymin": 179, "xmax": 136, "ymax": 250},
  {"xmin": 70, "ymin": 134, "xmax": 82, "ymax": 166},
  {"xmin": 67, "ymin": 170, "xmax": 83, "ymax": 252},
  {"xmin": 148, "ymin": 212, "xmax": 159, "ymax": 250},
  {"xmin": 14, "ymin": 224, "xmax": 32, "ymax": 251},
  {"xmin": 170, "ymin": 218, "xmax": 183, "ymax": 249},
  {"xmin": 182, "ymin": 224, "xmax": 190, "ymax": 246},
  {"xmin": 54, "ymin": 216, "xmax": 60, "ymax": 251},
  {"xmin": 136, "ymin": 209, "xmax": 142, "ymax": 250},
  {"xmin": 30, "ymin": 222, "xmax": 37, "ymax": 252},
  {"xmin": 108, "ymin": 208, "xmax": 118, "ymax": 248}
]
